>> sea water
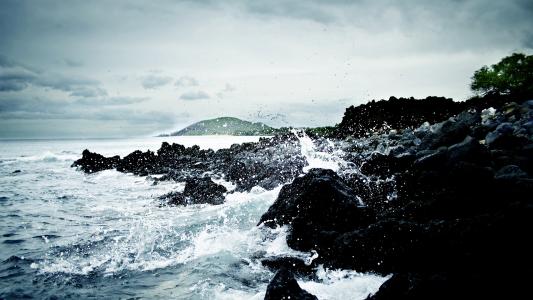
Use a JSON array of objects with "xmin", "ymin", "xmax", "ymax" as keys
[{"xmin": 0, "ymin": 136, "xmax": 387, "ymax": 299}]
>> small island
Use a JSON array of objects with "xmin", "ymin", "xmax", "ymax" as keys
[{"xmin": 159, "ymin": 116, "xmax": 279, "ymax": 136}]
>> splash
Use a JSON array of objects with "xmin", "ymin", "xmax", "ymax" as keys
[{"xmin": 292, "ymin": 129, "xmax": 347, "ymax": 172}]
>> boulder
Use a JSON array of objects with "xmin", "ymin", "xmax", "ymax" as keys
[
  {"xmin": 72, "ymin": 149, "xmax": 120, "ymax": 173},
  {"xmin": 116, "ymin": 150, "xmax": 158, "ymax": 175},
  {"xmin": 183, "ymin": 177, "xmax": 227, "ymax": 205},
  {"xmin": 264, "ymin": 268, "xmax": 317, "ymax": 300},
  {"xmin": 159, "ymin": 191, "xmax": 188, "ymax": 206},
  {"xmin": 160, "ymin": 177, "xmax": 227, "ymax": 206},
  {"xmin": 261, "ymin": 256, "xmax": 316, "ymax": 277},
  {"xmin": 259, "ymin": 168, "xmax": 375, "ymax": 251}
]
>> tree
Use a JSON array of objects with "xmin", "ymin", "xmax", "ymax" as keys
[{"xmin": 471, "ymin": 53, "xmax": 533, "ymax": 98}]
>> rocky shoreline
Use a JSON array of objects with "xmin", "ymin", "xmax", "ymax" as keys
[{"xmin": 73, "ymin": 95, "xmax": 533, "ymax": 299}]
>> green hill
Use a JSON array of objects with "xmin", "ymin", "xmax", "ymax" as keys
[{"xmin": 167, "ymin": 117, "xmax": 278, "ymax": 136}]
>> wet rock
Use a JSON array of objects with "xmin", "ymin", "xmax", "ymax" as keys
[
  {"xmin": 360, "ymin": 152, "xmax": 414, "ymax": 178},
  {"xmin": 418, "ymin": 111, "xmax": 480, "ymax": 150},
  {"xmin": 73, "ymin": 135, "xmax": 306, "ymax": 192},
  {"xmin": 261, "ymin": 257, "xmax": 316, "ymax": 277},
  {"xmin": 12, "ymin": 170, "xmax": 21, "ymax": 173},
  {"xmin": 224, "ymin": 136, "xmax": 305, "ymax": 191},
  {"xmin": 72, "ymin": 149, "xmax": 120, "ymax": 173},
  {"xmin": 259, "ymin": 97, "xmax": 533, "ymax": 298},
  {"xmin": 367, "ymin": 271, "xmax": 527, "ymax": 300},
  {"xmin": 160, "ymin": 177, "xmax": 227, "ymax": 206},
  {"xmin": 183, "ymin": 177, "xmax": 227, "ymax": 205},
  {"xmin": 259, "ymin": 168, "xmax": 375, "ymax": 251},
  {"xmin": 495, "ymin": 164, "xmax": 528, "ymax": 180},
  {"xmin": 485, "ymin": 122, "xmax": 529, "ymax": 150},
  {"xmin": 159, "ymin": 191, "xmax": 188, "ymax": 206},
  {"xmin": 116, "ymin": 150, "xmax": 158, "ymax": 175},
  {"xmin": 337, "ymin": 96, "xmax": 461, "ymax": 138},
  {"xmin": 264, "ymin": 268, "xmax": 317, "ymax": 300}
]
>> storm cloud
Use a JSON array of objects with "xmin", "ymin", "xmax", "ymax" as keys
[
  {"xmin": 179, "ymin": 91, "xmax": 210, "ymax": 101},
  {"xmin": 141, "ymin": 74, "xmax": 173, "ymax": 89},
  {"xmin": 0, "ymin": 0, "xmax": 531, "ymax": 138}
]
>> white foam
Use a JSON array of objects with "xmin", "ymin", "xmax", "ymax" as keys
[
  {"xmin": 293, "ymin": 129, "xmax": 348, "ymax": 172},
  {"xmin": 16, "ymin": 151, "xmax": 79, "ymax": 163},
  {"xmin": 299, "ymin": 266, "xmax": 389, "ymax": 300}
]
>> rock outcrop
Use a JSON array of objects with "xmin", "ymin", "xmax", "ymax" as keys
[
  {"xmin": 72, "ymin": 150, "xmax": 120, "ymax": 173},
  {"xmin": 159, "ymin": 177, "xmax": 227, "ymax": 206},
  {"xmin": 73, "ymin": 135, "xmax": 305, "ymax": 192},
  {"xmin": 260, "ymin": 100, "xmax": 533, "ymax": 299},
  {"xmin": 264, "ymin": 268, "xmax": 317, "ymax": 300},
  {"xmin": 71, "ymin": 96, "xmax": 533, "ymax": 299}
]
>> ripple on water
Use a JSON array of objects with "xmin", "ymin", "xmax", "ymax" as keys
[{"xmin": 2, "ymin": 239, "xmax": 25, "ymax": 245}]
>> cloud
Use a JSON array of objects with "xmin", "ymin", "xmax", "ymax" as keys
[
  {"xmin": 216, "ymin": 83, "xmax": 236, "ymax": 98},
  {"xmin": 141, "ymin": 74, "xmax": 173, "ymax": 89},
  {"xmin": 75, "ymin": 96, "xmax": 148, "ymax": 106},
  {"xmin": 69, "ymin": 86, "xmax": 108, "ymax": 98},
  {"xmin": 223, "ymin": 83, "xmax": 235, "ymax": 92},
  {"xmin": 175, "ymin": 76, "xmax": 199, "ymax": 87},
  {"xmin": 35, "ymin": 75, "xmax": 107, "ymax": 98},
  {"xmin": 0, "ymin": 94, "xmax": 171, "ymax": 124},
  {"xmin": 64, "ymin": 58, "xmax": 83, "ymax": 67},
  {"xmin": 0, "ymin": 55, "xmax": 107, "ymax": 97},
  {"xmin": 179, "ymin": 90, "xmax": 210, "ymax": 100},
  {"xmin": 1, "ymin": 0, "xmax": 532, "ymax": 138},
  {"xmin": 245, "ymin": 1, "xmax": 336, "ymax": 24},
  {"xmin": 0, "ymin": 59, "xmax": 38, "ymax": 91}
]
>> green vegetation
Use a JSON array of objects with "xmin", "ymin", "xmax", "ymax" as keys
[
  {"xmin": 471, "ymin": 53, "xmax": 533, "ymax": 98},
  {"xmin": 305, "ymin": 126, "xmax": 337, "ymax": 137},
  {"xmin": 169, "ymin": 117, "xmax": 278, "ymax": 136}
]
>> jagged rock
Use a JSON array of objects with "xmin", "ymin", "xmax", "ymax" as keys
[
  {"xmin": 337, "ymin": 96, "xmax": 461, "ymax": 138},
  {"xmin": 159, "ymin": 177, "xmax": 227, "ymax": 206},
  {"xmin": 264, "ymin": 268, "xmax": 317, "ymax": 300},
  {"xmin": 258, "ymin": 99, "xmax": 533, "ymax": 298},
  {"xmin": 261, "ymin": 257, "xmax": 316, "ymax": 277},
  {"xmin": 367, "ymin": 271, "xmax": 527, "ymax": 300},
  {"xmin": 225, "ymin": 136, "xmax": 305, "ymax": 191},
  {"xmin": 117, "ymin": 150, "xmax": 158, "ymax": 175},
  {"xmin": 418, "ymin": 111, "xmax": 480, "ymax": 150},
  {"xmin": 360, "ymin": 152, "xmax": 414, "ymax": 178},
  {"xmin": 72, "ymin": 149, "xmax": 120, "ymax": 173},
  {"xmin": 74, "ymin": 134, "xmax": 305, "ymax": 192},
  {"xmin": 495, "ymin": 164, "xmax": 528, "ymax": 180},
  {"xmin": 160, "ymin": 191, "xmax": 188, "ymax": 206},
  {"xmin": 259, "ymin": 168, "xmax": 375, "ymax": 251},
  {"xmin": 183, "ymin": 177, "xmax": 227, "ymax": 205}
]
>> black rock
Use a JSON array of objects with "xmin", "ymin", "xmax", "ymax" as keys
[
  {"xmin": 360, "ymin": 152, "xmax": 414, "ymax": 178},
  {"xmin": 367, "ymin": 271, "xmax": 527, "ymax": 300},
  {"xmin": 258, "ymin": 168, "xmax": 375, "ymax": 251},
  {"xmin": 159, "ymin": 177, "xmax": 227, "ymax": 206},
  {"xmin": 337, "ymin": 96, "xmax": 461, "ymax": 138},
  {"xmin": 72, "ymin": 149, "xmax": 120, "ymax": 173},
  {"xmin": 418, "ymin": 111, "xmax": 480, "ymax": 150},
  {"xmin": 183, "ymin": 177, "xmax": 227, "ymax": 205},
  {"xmin": 116, "ymin": 150, "xmax": 158, "ymax": 175},
  {"xmin": 264, "ymin": 268, "xmax": 317, "ymax": 300},
  {"xmin": 495, "ymin": 164, "xmax": 528, "ymax": 180},
  {"xmin": 159, "ymin": 191, "xmax": 188, "ymax": 206},
  {"xmin": 12, "ymin": 170, "xmax": 21, "ymax": 173},
  {"xmin": 261, "ymin": 257, "xmax": 316, "ymax": 277}
]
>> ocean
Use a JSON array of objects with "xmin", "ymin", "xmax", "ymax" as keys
[{"xmin": 0, "ymin": 136, "xmax": 386, "ymax": 299}]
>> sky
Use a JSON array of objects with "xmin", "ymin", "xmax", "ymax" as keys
[{"xmin": 0, "ymin": 0, "xmax": 532, "ymax": 139}]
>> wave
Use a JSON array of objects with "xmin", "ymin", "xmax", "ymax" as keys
[{"xmin": 15, "ymin": 151, "xmax": 79, "ymax": 163}]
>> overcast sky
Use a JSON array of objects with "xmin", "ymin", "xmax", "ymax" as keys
[{"xmin": 1, "ymin": 0, "xmax": 532, "ymax": 138}]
